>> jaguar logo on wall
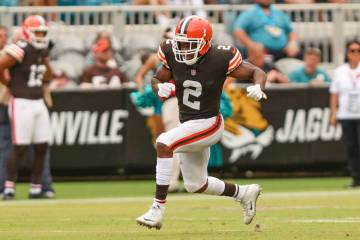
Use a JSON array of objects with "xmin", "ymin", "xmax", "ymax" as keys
[{"xmin": 221, "ymin": 88, "xmax": 274, "ymax": 163}]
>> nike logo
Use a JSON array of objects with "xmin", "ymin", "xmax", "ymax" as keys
[{"xmin": 143, "ymin": 218, "xmax": 155, "ymax": 222}]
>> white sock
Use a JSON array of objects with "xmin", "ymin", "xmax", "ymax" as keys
[
  {"xmin": 4, "ymin": 181, "xmax": 15, "ymax": 194},
  {"xmin": 156, "ymin": 157, "xmax": 173, "ymax": 185},
  {"xmin": 29, "ymin": 184, "xmax": 42, "ymax": 195},
  {"xmin": 203, "ymin": 177, "xmax": 225, "ymax": 196}
]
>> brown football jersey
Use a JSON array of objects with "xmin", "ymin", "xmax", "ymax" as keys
[
  {"xmin": 5, "ymin": 40, "xmax": 49, "ymax": 99},
  {"xmin": 158, "ymin": 40, "xmax": 242, "ymax": 122},
  {"xmin": 81, "ymin": 65, "xmax": 127, "ymax": 88}
]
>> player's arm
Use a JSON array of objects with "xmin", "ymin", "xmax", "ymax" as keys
[
  {"xmin": 0, "ymin": 42, "xmax": 26, "ymax": 85},
  {"xmin": 229, "ymin": 61, "xmax": 266, "ymax": 89},
  {"xmin": 229, "ymin": 61, "xmax": 267, "ymax": 101},
  {"xmin": 43, "ymin": 57, "xmax": 53, "ymax": 83},
  {"xmin": 151, "ymin": 41, "xmax": 175, "ymax": 99},
  {"xmin": 0, "ymin": 54, "xmax": 17, "ymax": 85},
  {"xmin": 151, "ymin": 65, "xmax": 174, "ymax": 99},
  {"xmin": 42, "ymin": 58, "xmax": 54, "ymax": 108}
]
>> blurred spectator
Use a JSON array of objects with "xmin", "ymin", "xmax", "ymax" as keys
[
  {"xmin": 84, "ymin": 31, "xmax": 123, "ymax": 68},
  {"xmin": 327, "ymin": 0, "xmax": 347, "ymax": 2},
  {"xmin": 0, "ymin": 26, "xmax": 10, "ymax": 196},
  {"xmin": 20, "ymin": 0, "xmax": 57, "ymax": 6},
  {"xmin": 218, "ymin": 0, "xmax": 252, "ymax": 3},
  {"xmin": 57, "ymin": 0, "xmax": 127, "ymax": 5},
  {"xmin": 1, "ymin": 0, "xmax": 19, "ymax": 6},
  {"xmin": 250, "ymin": 54, "xmax": 290, "ymax": 84},
  {"xmin": 166, "ymin": 0, "xmax": 206, "ymax": 18},
  {"xmin": 330, "ymin": 40, "xmax": 360, "ymax": 188},
  {"xmin": 280, "ymin": 0, "xmax": 314, "ymax": 2},
  {"xmin": 81, "ymin": 38, "xmax": 128, "ymax": 88},
  {"xmin": 134, "ymin": 26, "xmax": 174, "ymax": 91},
  {"xmin": 133, "ymin": 0, "xmax": 206, "ymax": 27},
  {"xmin": 233, "ymin": 0, "xmax": 299, "ymax": 63},
  {"xmin": 49, "ymin": 69, "xmax": 77, "ymax": 90},
  {"xmin": 289, "ymin": 47, "xmax": 330, "ymax": 85}
]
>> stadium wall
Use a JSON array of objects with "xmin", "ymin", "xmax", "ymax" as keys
[{"xmin": 47, "ymin": 86, "xmax": 346, "ymax": 176}]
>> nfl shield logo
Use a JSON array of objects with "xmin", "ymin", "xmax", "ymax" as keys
[{"xmin": 191, "ymin": 69, "xmax": 196, "ymax": 76}]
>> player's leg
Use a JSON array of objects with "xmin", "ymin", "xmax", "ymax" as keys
[
  {"xmin": 136, "ymin": 115, "xmax": 224, "ymax": 228},
  {"xmin": 28, "ymin": 143, "xmax": 47, "ymax": 198},
  {"xmin": 136, "ymin": 140, "xmax": 173, "ymax": 229},
  {"xmin": 29, "ymin": 100, "xmax": 50, "ymax": 198},
  {"xmin": 168, "ymin": 154, "xmax": 181, "ymax": 192},
  {"xmin": 136, "ymin": 115, "xmax": 218, "ymax": 228},
  {"xmin": 3, "ymin": 98, "xmax": 34, "ymax": 200},
  {"xmin": 41, "ymin": 148, "xmax": 55, "ymax": 198},
  {"xmin": 179, "ymin": 148, "xmax": 242, "ymax": 197},
  {"xmin": 176, "ymin": 116, "xmax": 261, "ymax": 225},
  {"xmin": 3, "ymin": 145, "xmax": 28, "ymax": 200},
  {"xmin": 162, "ymin": 97, "xmax": 181, "ymax": 192},
  {"xmin": 0, "ymin": 110, "xmax": 12, "ymax": 195},
  {"xmin": 179, "ymin": 148, "xmax": 261, "ymax": 224}
]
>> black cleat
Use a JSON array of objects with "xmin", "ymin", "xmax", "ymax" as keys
[
  {"xmin": 41, "ymin": 190, "xmax": 56, "ymax": 199},
  {"xmin": 2, "ymin": 192, "xmax": 15, "ymax": 200},
  {"xmin": 28, "ymin": 192, "xmax": 44, "ymax": 199}
]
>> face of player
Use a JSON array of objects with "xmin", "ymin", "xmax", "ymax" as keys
[
  {"xmin": 0, "ymin": 28, "xmax": 8, "ymax": 50},
  {"xmin": 304, "ymin": 54, "xmax": 320, "ymax": 75},
  {"xmin": 347, "ymin": 43, "xmax": 360, "ymax": 66},
  {"xmin": 30, "ymin": 30, "xmax": 49, "ymax": 49},
  {"xmin": 34, "ymin": 31, "xmax": 46, "ymax": 38},
  {"xmin": 178, "ymin": 41, "xmax": 197, "ymax": 61}
]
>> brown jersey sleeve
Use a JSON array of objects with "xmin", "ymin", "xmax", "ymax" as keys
[
  {"xmin": 226, "ymin": 46, "xmax": 242, "ymax": 75},
  {"xmin": 4, "ymin": 43, "xmax": 25, "ymax": 63},
  {"xmin": 157, "ymin": 40, "xmax": 171, "ymax": 70}
]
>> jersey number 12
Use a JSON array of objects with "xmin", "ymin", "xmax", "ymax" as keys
[{"xmin": 27, "ymin": 64, "xmax": 46, "ymax": 87}]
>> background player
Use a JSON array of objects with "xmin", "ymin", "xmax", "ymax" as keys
[
  {"xmin": 0, "ymin": 15, "xmax": 53, "ymax": 200},
  {"xmin": 136, "ymin": 16, "xmax": 267, "ymax": 229}
]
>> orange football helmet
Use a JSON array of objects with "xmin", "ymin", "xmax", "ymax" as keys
[
  {"xmin": 172, "ymin": 15, "xmax": 213, "ymax": 65},
  {"xmin": 22, "ymin": 15, "xmax": 49, "ymax": 49}
]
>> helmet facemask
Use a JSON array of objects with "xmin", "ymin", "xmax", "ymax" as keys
[
  {"xmin": 26, "ymin": 27, "xmax": 49, "ymax": 49},
  {"xmin": 172, "ymin": 34, "xmax": 206, "ymax": 65}
]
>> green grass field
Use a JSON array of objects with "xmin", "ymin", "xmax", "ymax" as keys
[{"xmin": 1, "ymin": 177, "xmax": 360, "ymax": 240}]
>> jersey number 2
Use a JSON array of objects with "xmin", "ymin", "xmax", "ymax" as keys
[
  {"xmin": 28, "ymin": 64, "xmax": 46, "ymax": 87},
  {"xmin": 183, "ymin": 80, "xmax": 202, "ymax": 110}
]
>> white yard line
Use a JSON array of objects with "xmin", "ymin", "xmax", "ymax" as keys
[
  {"xmin": 0, "ymin": 229, "xmax": 248, "ymax": 234},
  {"xmin": 0, "ymin": 190, "xmax": 359, "ymax": 207},
  {"xmin": 291, "ymin": 218, "xmax": 360, "ymax": 223}
]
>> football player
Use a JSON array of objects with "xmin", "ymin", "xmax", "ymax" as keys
[
  {"xmin": 136, "ymin": 16, "xmax": 267, "ymax": 229},
  {"xmin": 0, "ymin": 15, "xmax": 53, "ymax": 200}
]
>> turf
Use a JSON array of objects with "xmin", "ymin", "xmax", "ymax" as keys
[{"xmin": 0, "ymin": 177, "xmax": 359, "ymax": 240}]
